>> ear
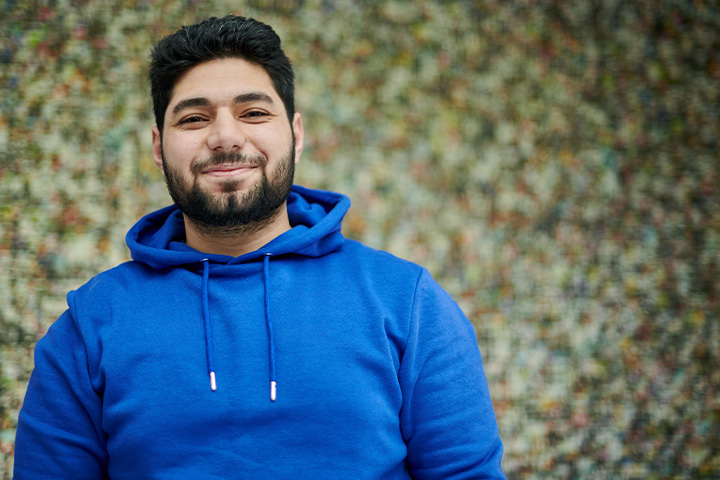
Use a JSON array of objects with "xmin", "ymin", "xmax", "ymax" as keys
[
  {"xmin": 151, "ymin": 126, "xmax": 165, "ymax": 174},
  {"xmin": 292, "ymin": 112, "xmax": 304, "ymax": 164}
]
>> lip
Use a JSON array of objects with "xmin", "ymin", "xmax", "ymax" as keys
[{"xmin": 202, "ymin": 164, "xmax": 257, "ymax": 177}]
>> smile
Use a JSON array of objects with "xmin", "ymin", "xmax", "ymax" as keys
[{"xmin": 202, "ymin": 164, "xmax": 258, "ymax": 177}]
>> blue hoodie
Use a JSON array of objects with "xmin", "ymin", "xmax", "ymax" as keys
[{"xmin": 15, "ymin": 185, "xmax": 505, "ymax": 479}]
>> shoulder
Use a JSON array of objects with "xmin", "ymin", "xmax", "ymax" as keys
[
  {"xmin": 328, "ymin": 240, "xmax": 459, "ymax": 313},
  {"xmin": 68, "ymin": 261, "xmax": 157, "ymax": 317},
  {"xmin": 74, "ymin": 261, "xmax": 150, "ymax": 295},
  {"xmin": 337, "ymin": 238, "xmax": 425, "ymax": 277}
]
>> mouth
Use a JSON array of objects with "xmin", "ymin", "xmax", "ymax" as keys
[{"xmin": 201, "ymin": 163, "xmax": 258, "ymax": 177}]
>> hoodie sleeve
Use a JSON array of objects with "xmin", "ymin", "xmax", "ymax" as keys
[
  {"xmin": 399, "ymin": 269, "xmax": 505, "ymax": 479},
  {"xmin": 14, "ymin": 300, "xmax": 108, "ymax": 479}
]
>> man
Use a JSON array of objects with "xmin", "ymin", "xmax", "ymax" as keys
[{"xmin": 14, "ymin": 15, "xmax": 505, "ymax": 479}]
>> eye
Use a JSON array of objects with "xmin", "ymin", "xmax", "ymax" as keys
[
  {"xmin": 179, "ymin": 115, "xmax": 207, "ymax": 124},
  {"xmin": 243, "ymin": 110, "xmax": 270, "ymax": 120}
]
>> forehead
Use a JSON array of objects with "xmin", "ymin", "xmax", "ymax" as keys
[{"xmin": 169, "ymin": 58, "xmax": 278, "ymax": 108}]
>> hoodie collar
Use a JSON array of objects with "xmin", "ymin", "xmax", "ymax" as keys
[{"xmin": 126, "ymin": 185, "xmax": 350, "ymax": 268}]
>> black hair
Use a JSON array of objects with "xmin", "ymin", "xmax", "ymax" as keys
[{"xmin": 149, "ymin": 15, "xmax": 295, "ymax": 134}]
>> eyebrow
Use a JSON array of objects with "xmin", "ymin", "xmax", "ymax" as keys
[
  {"xmin": 172, "ymin": 97, "xmax": 210, "ymax": 115},
  {"xmin": 234, "ymin": 92, "xmax": 275, "ymax": 105},
  {"xmin": 171, "ymin": 92, "xmax": 275, "ymax": 116}
]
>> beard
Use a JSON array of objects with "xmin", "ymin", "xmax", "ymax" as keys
[{"xmin": 162, "ymin": 142, "xmax": 295, "ymax": 237}]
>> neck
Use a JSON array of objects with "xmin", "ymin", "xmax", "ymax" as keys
[{"xmin": 183, "ymin": 204, "xmax": 291, "ymax": 257}]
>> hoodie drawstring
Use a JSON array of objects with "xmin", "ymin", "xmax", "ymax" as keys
[
  {"xmin": 200, "ymin": 256, "xmax": 277, "ymax": 401},
  {"xmin": 264, "ymin": 254, "xmax": 277, "ymax": 402},
  {"xmin": 201, "ymin": 259, "xmax": 217, "ymax": 391}
]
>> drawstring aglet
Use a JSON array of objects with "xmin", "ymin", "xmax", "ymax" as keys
[
  {"xmin": 271, "ymin": 381, "xmax": 277, "ymax": 402},
  {"xmin": 210, "ymin": 371, "xmax": 217, "ymax": 391}
]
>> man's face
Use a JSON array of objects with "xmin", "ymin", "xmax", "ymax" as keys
[{"xmin": 152, "ymin": 58, "xmax": 304, "ymax": 231}]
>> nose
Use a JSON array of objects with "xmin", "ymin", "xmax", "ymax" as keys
[{"xmin": 207, "ymin": 110, "xmax": 246, "ymax": 152}]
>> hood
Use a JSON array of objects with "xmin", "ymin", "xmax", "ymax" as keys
[{"xmin": 126, "ymin": 185, "xmax": 350, "ymax": 268}]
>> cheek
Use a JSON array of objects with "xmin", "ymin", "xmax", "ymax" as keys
[
  {"xmin": 255, "ymin": 128, "xmax": 292, "ymax": 157},
  {"xmin": 165, "ymin": 136, "xmax": 204, "ymax": 164}
]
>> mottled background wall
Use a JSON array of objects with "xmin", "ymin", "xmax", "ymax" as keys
[{"xmin": 1, "ymin": 0, "xmax": 718, "ymax": 478}]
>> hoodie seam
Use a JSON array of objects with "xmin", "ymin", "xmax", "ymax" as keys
[
  {"xmin": 401, "ymin": 268, "xmax": 425, "ymax": 359},
  {"xmin": 68, "ymin": 291, "xmax": 99, "ymax": 395}
]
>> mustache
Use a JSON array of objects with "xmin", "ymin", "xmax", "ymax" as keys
[{"xmin": 191, "ymin": 152, "xmax": 267, "ymax": 175}]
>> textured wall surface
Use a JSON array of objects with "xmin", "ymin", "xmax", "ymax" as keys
[{"xmin": 1, "ymin": 0, "xmax": 718, "ymax": 478}]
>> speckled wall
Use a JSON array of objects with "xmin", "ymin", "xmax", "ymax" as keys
[{"xmin": 1, "ymin": 0, "xmax": 718, "ymax": 478}]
